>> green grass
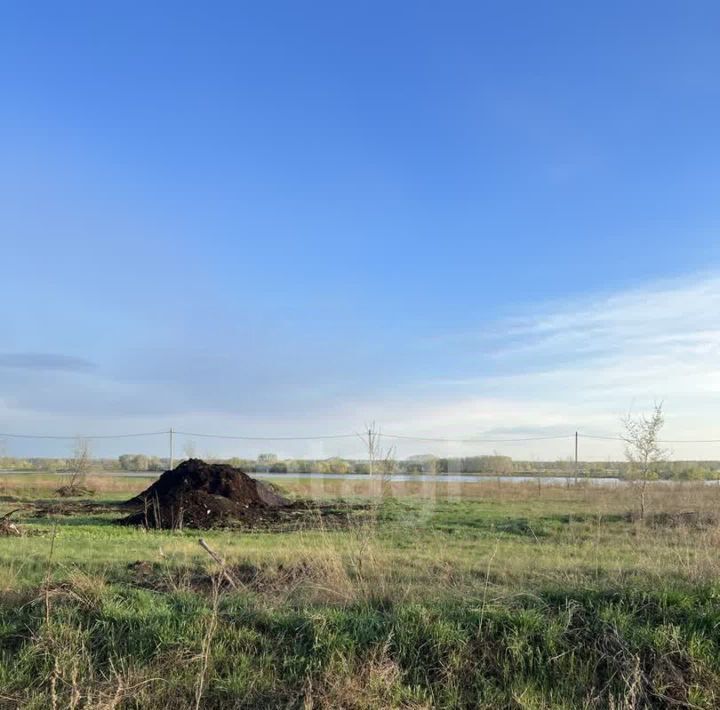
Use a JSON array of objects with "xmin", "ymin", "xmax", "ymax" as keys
[{"xmin": 1, "ymin": 477, "xmax": 720, "ymax": 708}]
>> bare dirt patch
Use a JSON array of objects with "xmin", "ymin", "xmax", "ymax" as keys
[
  {"xmin": 55, "ymin": 484, "xmax": 95, "ymax": 498},
  {"xmin": 30, "ymin": 500, "xmax": 126, "ymax": 518},
  {"xmin": 646, "ymin": 510, "xmax": 720, "ymax": 528},
  {"xmin": 126, "ymin": 557, "xmax": 333, "ymax": 596},
  {"xmin": 620, "ymin": 510, "xmax": 720, "ymax": 528}
]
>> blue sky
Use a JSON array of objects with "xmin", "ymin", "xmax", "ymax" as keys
[{"xmin": 1, "ymin": 2, "xmax": 719, "ymax": 459}]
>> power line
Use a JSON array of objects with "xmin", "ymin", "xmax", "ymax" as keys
[
  {"xmin": 578, "ymin": 434, "xmax": 624, "ymax": 441},
  {"xmin": 579, "ymin": 433, "xmax": 720, "ymax": 444},
  {"xmin": 173, "ymin": 430, "xmax": 357, "ymax": 441},
  {"xmin": 0, "ymin": 428, "xmax": 716, "ymax": 445},
  {"xmin": 656, "ymin": 439, "xmax": 720, "ymax": 444},
  {"xmin": 0, "ymin": 430, "xmax": 168, "ymax": 441},
  {"xmin": 381, "ymin": 433, "xmax": 573, "ymax": 443}
]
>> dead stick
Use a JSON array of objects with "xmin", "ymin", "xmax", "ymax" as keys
[{"xmin": 198, "ymin": 538, "xmax": 239, "ymax": 589}]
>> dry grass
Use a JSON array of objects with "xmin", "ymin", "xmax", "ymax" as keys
[{"xmin": 1, "ymin": 477, "xmax": 720, "ymax": 707}]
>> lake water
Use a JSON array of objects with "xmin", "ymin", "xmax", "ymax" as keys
[
  {"xmin": 3, "ymin": 470, "xmax": 716, "ymax": 487},
  {"xmin": 50, "ymin": 471, "xmax": 631, "ymax": 486},
  {"xmin": 258, "ymin": 473, "xmax": 626, "ymax": 486}
]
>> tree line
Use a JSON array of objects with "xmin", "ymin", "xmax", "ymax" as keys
[{"xmin": 1, "ymin": 453, "xmax": 719, "ymax": 479}]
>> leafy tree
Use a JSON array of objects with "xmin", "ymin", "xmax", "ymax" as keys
[
  {"xmin": 324, "ymin": 458, "xmax": 351, "ymax": 474},
  {"xmin": 257, "ymin": 453, "xmax": 277, "ymax": 469},
  {"xmin": 622, "ymin": 403, "xmax": 668, "ymax": 521},
  {"xmin": 119, "ymin": 454, "xmax": 149, "ymax": 471}
]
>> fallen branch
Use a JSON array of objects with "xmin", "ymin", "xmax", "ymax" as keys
[
  {"xmin": 198, "ymin": 538, "xmax": 239, "ymax": 589},
  {"xmin": 0, "ymin": 509, "xmax": 23, "ymax": 536}
]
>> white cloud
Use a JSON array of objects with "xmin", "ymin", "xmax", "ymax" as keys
[
  {"xmin": 2, "ymin": 272, "xmax": 719, "ymax": 461},
  {"xmin": 364, "ymin": 272, "xmax": 720, "ymax": 459}
]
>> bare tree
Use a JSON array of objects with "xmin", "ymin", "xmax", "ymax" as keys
[
  {"xmin": 344, "ymin": 422, "xmax": 396, "ymax": 581},
  {"xmin": 621, "ymin": 403, "xmax": 668, "ymax": 522},
  {"xmin": 60, "ymin": 437, "xmax": 93, "ymax": 495},
  {"xmin": 361, "ymin": 421, "xmax": 395, "ymax": 501},
  {"xmin": 183, "ymin": 439, "xmax": 197, "ymax": 460}
]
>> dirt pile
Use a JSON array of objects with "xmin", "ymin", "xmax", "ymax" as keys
[{"xmin": 121, "ymin": 458, "xmax": 289, "ymax": 529}]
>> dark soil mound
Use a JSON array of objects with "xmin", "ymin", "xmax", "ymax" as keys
[{"xmin": 121, "ymin": 458, "xmax": 289, "ymax": 529}]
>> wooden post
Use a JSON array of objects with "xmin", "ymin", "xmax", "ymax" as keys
[{"xmin": 574, "ymin": 431, "xmax": 578, "ymax": 485}]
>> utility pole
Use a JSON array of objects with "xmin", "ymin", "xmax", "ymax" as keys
[
  {"xmin": 574, "ymin": 431, "xmax": 578, "ymax": 485},
  {"xmin": 368, "ymin": 426, "xmax": 373, "ymax": 478},
  {"xmin": 169, "ymin": 427, "xmax": 174, "ymax": 470}
]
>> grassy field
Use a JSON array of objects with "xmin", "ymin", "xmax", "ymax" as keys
[{"xmin": 1, "ymin": 474, "xmax": 720, "ymax": 708}]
